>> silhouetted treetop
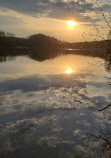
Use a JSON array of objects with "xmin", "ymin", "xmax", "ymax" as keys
[
  {"xmin": 28, "ymin": 33, "xmax": 62, "ymax": 47},
  {"xmin": 0, "ymin": 30, "xmax": 15, "ymax": 37}
]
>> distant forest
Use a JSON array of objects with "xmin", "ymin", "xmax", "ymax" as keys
[
  {"xmin": 0, "ymin": 30, "xmax": 111, "ymax": 62},
  {"xmin": 0, "ymin": 30, "xmax": 62, "ymax": 49},
  {"xmin": 0, "ymin": 30, "xmax": 111, "ymax": 50}
]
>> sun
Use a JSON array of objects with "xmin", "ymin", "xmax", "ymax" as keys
[
  {"xmin": 68, "ymin": 21, "xmax": 76, "ymax": 28},
  {"xmin": 66, "ymin": 68, "xmax": 73, "ymax": 74}
]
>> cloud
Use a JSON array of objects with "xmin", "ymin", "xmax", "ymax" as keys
[
  {"xmin": 0, "ymin": 15, "xmax": 23, "ymax": 26},
  {"xmin": 0, "ymin": 72, "xmax": 110, "ymax": 157},
  {"xmin": 0, "ymin": 72, "xmax": 109, "ymax": 120},
  {"xmin": 0, "ymin": 0, "xmax": 110, "ymax": 22}
]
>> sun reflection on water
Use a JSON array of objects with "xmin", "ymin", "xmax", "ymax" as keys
[{"xmin": 65, "ymin": 68, "xmax": 73, "ymax": 74}]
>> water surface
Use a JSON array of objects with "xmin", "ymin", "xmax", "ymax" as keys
[{"xmin": 0, "ymin": 53, "xmax": 111, "ymax": 158}]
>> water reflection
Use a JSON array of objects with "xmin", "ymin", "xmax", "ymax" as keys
[
  {"xmin": 0, "ymin": 74, "xmax": 110, "ymax": 157},
  {"xmin": 0, "ymin": 55, "xmax": 16, "ymax": 62},
  {"xmin": 65, "ymin": 68, "xmax": 73, "ymax": 74},
  {"xmin": 0, "ymin": 47, "xmax": 111, "ymax": 74},
  {"xmin": 0, "ymin": 48, "xmax": 111, "ymax": 158},
  {"xmin": 28, "ymin": 48, "xmax": 62, "ymax": 62},
  {"xmin": 105, "ymin": 54, "xmax": 111, "ymax": 73},
  {"xmin": 0, "ymin": 47, "xmax": 62, "ymax": 62}
]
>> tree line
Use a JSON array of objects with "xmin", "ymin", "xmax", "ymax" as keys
[{"xmin": 0, "ymin": 30, "xmax": 62, "ymax": 49}]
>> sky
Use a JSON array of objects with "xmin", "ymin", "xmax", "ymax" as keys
[{"xmin": 0, "ymin": 0, "xmax": 111, "ymax": 42}]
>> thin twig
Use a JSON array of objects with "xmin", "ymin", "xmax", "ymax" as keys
[{"xmin": 98, "ymin": 103, "xmax": 111, "ymax": 111}]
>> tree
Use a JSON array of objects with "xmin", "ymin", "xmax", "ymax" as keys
[{"xmin": 0, "ymin": 30, "xmax": 5, "ymax": 37}]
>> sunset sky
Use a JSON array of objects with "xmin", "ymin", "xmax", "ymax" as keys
[{"xmin": 0, "ymin": 0, "xmax": 111, "ymax": 42}]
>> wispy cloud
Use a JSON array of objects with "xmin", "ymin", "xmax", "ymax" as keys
[{"xmin": 0, "ymin": 0, "xmax": 110, "ymax": 22}]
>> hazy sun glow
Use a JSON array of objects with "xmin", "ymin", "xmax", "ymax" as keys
[
  {"xmin": 66, "ymin": 68, "xmax": 73, "ymax": 74},
  {"xmin": 68, "ymin": 21, "xmax": 76, "ymax": 28}
]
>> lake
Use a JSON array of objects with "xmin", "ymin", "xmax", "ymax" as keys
[{"xmin": 0, "ymin": 52, "xmax": 111, "ymax": 158}]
